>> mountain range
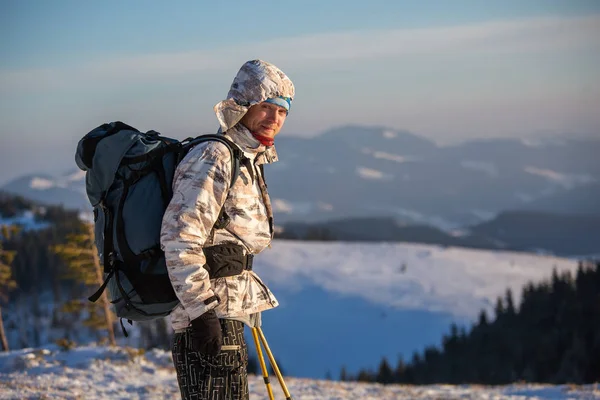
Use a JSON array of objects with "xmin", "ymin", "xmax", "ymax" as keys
[
  {"xmin": 2, "ymin": 124, "xmax": 598, "ymax": 252},
  {"xmin": 268, "ymin": 125, "xmax": 600, "ymax": 226}
]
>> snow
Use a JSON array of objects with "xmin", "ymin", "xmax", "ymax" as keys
[
  {"xmin": 0, "ymin": 345, "xmax": 598, "ymax": 399},
  {"xmin": 271, "ymin": 200, "xmax": 316, "ymax": 215},
  {"xmin": 78, "ymin": 210, "xmax": 94, "ymax": 223},
  {"xmin": 64, "ymin": 169, "xmax": 86, "ymax": 183},
  {"xmin": 29, "ymin": 177, "xmax": 58, "ymax": 190},
  {"xmin": 362, "ymin": 147, "xmax": 414, "ymax": 163},
  {"xmin": 387, "ymin": 207, "xmax": 460, "ymax": 231},
  {"xmin": 0, "ymin": 210, "xmax": 49, "ymax": 232},
  {"xmin": 25, "ymin": 171, "xmax": 86, "ymax": 192},
  {"xmin": 523, "ymin": 166, "xmax": 596, "ymax": 189},
  {"xmin": 273, "ymin": 199, "xmax": 294, "ymax": 213},
  {"xmin": 257, "ymin": 241, "xmax": 579, "ymax": 319},
  {"xmin": 372, "ymin": 151, "xmax": 411, "ymax": 163},
  {"xmin": 383, "ymin": 130, "xmax": 397, "ymax": 139},
  {"xmin": 317, "ymin": 201, "xmax": 334, "ymax": 211},
  {"xmin": 270, "ymin": 199, "xmax": 333, "ymax": 214},
  {"xmin": 356, "ymin": 167, "xmax": 392, "ymax": 180}
]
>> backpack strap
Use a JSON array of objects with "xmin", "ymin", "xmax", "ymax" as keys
[
  {"xmin": 179, "ymin": 134, "xmax": 243, "ymax": 189},
  {"xmin": 180, "ymin": 134, "xmax": 245, "ymax": 232}
]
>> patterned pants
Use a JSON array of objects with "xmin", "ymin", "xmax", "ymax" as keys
[{"xmin": 172, "ymin": 319, "xmax": 249, "ymax": 400}]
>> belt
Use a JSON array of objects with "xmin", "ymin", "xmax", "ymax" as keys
[{"xmin": 203, "ymin": 244, "xmax": 253, "ymax": 278}]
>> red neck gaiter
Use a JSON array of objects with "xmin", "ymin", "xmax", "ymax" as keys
[{"xmin": 251, "ymin": 132, "xmax": 274, "ymax": 147}]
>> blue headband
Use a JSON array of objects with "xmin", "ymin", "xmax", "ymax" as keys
[{"xmin": 265, "ymin": 96, "xmax": 291, "ymax": 112}]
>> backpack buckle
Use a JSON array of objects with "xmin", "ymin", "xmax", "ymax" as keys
[
  {"xmin": 103, "ymin": 252, "xmax": 116, "ymax": 273},
  {"xmin": 245, "ymin": 254, "xmax": 254, "ymax": 271},
  {"xmin": 108, "ymin": 252, "xmax": 117, "ymax": 266}
]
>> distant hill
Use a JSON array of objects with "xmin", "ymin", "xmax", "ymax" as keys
[
  {"xmin": 520, "ymin": 183, "xmax": 600, "ymax": 215},
  {"xmin": 279, "ymin": 217, "xmax": 499, "ymax": 249},
  {"xmin": 1, "ymin": 171, "xmax": 89, "ymax": 211},
  {"xmin": 279, "ymin": 210, "xmax": 600, "ymax": 257},
  {"xmin": 468, "ymin": 211, "xmax": 600, "ymax": 256}
]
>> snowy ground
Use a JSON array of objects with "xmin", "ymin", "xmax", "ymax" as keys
[{"xmin": 0, "ymin": 345, "xmax": 598, "ymax": 400}]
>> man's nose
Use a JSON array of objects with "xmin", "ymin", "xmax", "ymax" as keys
[{"xmin": 266, "ymin": 109, "xmax": 279, "ymax": 122}]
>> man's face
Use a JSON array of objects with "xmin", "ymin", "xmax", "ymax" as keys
[{"xmin": 240, "ymin": 101, "xmax": 288, "ymax": 138}]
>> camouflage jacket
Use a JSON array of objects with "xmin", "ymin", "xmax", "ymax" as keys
[{"xmin": 160, "ymin": 125, "xmax": 279, "ymax": 330}]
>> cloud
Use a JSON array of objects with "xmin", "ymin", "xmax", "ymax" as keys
[{"xmin": 2, "ymin": 15, "xmax": 599, "ymax": 93}]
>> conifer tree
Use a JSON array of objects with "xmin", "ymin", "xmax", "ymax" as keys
[
  {"xmin": 339, "ymin": 366, "xmax": 349, "ymax": 381},
  {"xmin": 0, "ymin": 225, "xmax": 18, "ymax": 351},
  {"xmin": 376, "ymin": 357, "xmax": 394, "ymax": 384},
  {"xmin": 52, "ymin": 222, "xmax": 116, "ymax": 346},
  {"xmin": 394, "ymin": 357, "xmax": 407, "ymax": 383}
]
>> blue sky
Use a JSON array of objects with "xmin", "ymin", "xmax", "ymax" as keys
[{"xmin": 1, "ymin": 0, "xmax": 599, "ymax": 184}]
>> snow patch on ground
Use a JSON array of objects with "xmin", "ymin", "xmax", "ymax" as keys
[
  {"xmin": 0, "ymin": 345, "xmax": 598, "ymax": 400},
  {"xmin": 0, "ymin": 210, "xmax": 50, "ymax": 232},
  {"xmin": 524, "ymin": 166, "xmax": 596, "ymax": 189},
  {"xmin": 362, "ymin": 147, "xmax": 416, "ymax": 163},
  {"xmin": 356, "ymin": 166, "xmax": 392, "ymax": 180}
]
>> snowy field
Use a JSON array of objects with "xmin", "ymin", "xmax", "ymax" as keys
[
  {"xmin": 0, "ymin": 345, "xmax": 598, "ymax": 400},
  {"xmin": 258, "ymin": 240, "xmax": 582, "ymax": 319}
]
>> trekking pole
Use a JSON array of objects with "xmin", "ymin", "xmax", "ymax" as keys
[
  {"xmin": 251, "ymin": 327, "xmax": 275, "ymax": 400},
  {"xmin": 256, "ymin": 327, "xmax": 293, "ymax": 400}
]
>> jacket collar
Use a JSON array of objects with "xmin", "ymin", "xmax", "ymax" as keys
[{"xmin": 223, "ymin": 124, "xmax": 279, "ymax": 165}]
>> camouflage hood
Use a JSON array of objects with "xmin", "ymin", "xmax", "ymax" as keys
[{"xmin": 214, "ymin": 59, "xmax": 295, "ymax": 132}]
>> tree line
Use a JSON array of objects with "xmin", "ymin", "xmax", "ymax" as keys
[{"xmin": 344, "ymin": 261, "xmax": 600, "ymax": 384}]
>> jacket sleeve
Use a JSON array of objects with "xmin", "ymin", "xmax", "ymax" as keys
[{"xmin": 160, "ymin": 142, "xmax": 232, "ymax": 321}]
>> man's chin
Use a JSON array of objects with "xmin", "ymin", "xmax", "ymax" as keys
[{"xmin": 258, "ymin": 128, "xmax": 276, "ymax": 137}]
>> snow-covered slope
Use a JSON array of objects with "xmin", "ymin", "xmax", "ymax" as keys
[
  {"xmin": 0, "ymin": 345, "xmax": 598, "ymax": 400},
  {"xmin": 252, "ymin": 240, "xmax": 580, "ymax": 378},
  {"xmin": 258, "ymin": 240, "xmax": 579, "ymax": 319}
]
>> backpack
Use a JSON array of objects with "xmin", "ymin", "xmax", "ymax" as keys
[{"xmin": 75, "ymin": 121, "xmax": 242, "ymax": 332}]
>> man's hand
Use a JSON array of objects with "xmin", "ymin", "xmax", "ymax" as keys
[{"xmin": 189, "ymin": 310, "xmax": 222, "ymax": 355}]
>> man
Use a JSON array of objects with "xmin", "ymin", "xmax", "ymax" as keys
[{"xmin": 160, "ymin": 59, "xmax": 295, "ymax": 400}]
